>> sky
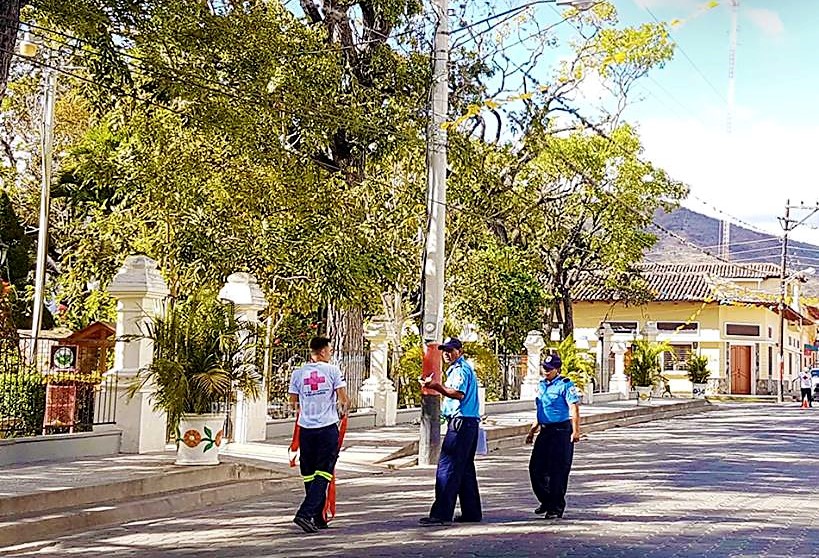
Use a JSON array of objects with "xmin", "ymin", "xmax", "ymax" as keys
[{"xmin": 611, "ymin": 0, "xmax": 819, "ymax": 246}]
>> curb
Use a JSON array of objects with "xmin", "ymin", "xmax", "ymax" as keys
[
  {"xmin": 379, "ymin": 400, "xmax": 711, "ymax": 468},
  {"xmin": 0, "ymin": 462, "xmax": 295, "ymax": 549}
]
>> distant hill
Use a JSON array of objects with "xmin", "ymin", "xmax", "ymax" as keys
[{"xmin": 650, "ymin": 207, "xmax": 819, "ymax": 269}]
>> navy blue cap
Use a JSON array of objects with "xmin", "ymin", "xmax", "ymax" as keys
[
  {"xmin": 542, "ymin": 353, "xmax": 562, "ymax": 370},
  {"xmin": 439, "ymin": 337, "xmax": 463, "ymax": 352}
]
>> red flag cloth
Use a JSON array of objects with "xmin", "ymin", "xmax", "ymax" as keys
[
  {"xmin": 288, "ymin": 412, "xmax": 349, "ymax": 523},
  {"xmin": 288, "ymin": 411, "xmax": 301, "ymax": 468},
  {"xmin": 322, "ymin": 414, "xmax": 348, "ymax": 522}
]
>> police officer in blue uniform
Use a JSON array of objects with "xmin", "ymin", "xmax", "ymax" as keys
[
  {"xmin": 525, "ymin": 353, "xmax": 581, "ymax": 519},
  {"xmin": 419, "ymin": 337, "xmax": 482, "ymax": 525}
]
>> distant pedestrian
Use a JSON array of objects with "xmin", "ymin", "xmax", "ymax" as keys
[
  {"xmin": 525, "ymin": 353, "xmax": 581, "ymax": 520},
  {"xmin": 289, "ymin": 336, "xmax": 350, "ymax": 533},
  {"xmin": 799, "ymin": 370, "xmax": 813, "ymax": 407},
  {"xmin": 419, "ymin": 337, "xmax": 482, "ymax": 525}
]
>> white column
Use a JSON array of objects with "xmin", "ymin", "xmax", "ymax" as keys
[
  {"xmin": 609, "ymin": 341, "xmax": 630, "ymax": 396},
  {"xmin": 362, "ymin": 320, "xmax": 398, "ymax": 426},
  {"xmin": 218, "ymin": 272, "xmax": 267, "ymax": 443},
  {"xmin": 520, "ymin": 330, "xmax": 545, "ymax": 400},
  {"xmin": 107, "ymin": 255, "xmax": 170, "ymax": 454}
]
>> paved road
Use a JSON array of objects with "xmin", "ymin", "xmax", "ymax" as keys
[{"xmin": 6, "ymin": 404, "xmax": 819, "ymax": 557}]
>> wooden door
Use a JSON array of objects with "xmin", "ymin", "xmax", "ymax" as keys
[{"xmin": 730, "ymin": 345, "xmax": 752, "ymax": 394}]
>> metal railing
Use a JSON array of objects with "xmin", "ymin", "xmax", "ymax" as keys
[
  {"xmin": 262, "ymin": 347, "xmax": 367, "ymax": 419},
  {"xmin": 0, "ymin": 335, "xmax": 117, "ymax": 438}
]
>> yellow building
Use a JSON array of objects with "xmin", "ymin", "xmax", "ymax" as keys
[{"xmin": 572, "ymin": 263, "xmax": 817, "ymax": 396}]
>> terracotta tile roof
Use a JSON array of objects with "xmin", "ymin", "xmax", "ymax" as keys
[{"xmin": 574, "ymin": 263, "xmax": 781, "ymax": 303}]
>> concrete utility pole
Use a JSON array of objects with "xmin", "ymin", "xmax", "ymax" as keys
[
  {"xmin": 419, "ymin": 0, "xmax": 449, "ymax": 467},
  {"xmin": 417, "ymin": 0, "xmax": 595, "ymax": 466},
  {"xmin": 777, "ymin": 200, "xmax": 819, "ymax": 403}
]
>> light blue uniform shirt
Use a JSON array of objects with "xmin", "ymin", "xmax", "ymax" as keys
[
  {"xmin": 441, "ymin": 357, "xmax": 480, "ymax": 419},
  {"xmin": 536, "ymin": 375, "xmax": 580, "ymax": 424},
  {"xmin": 289, "ymin": 362, "xmax": 346, "ymax": 429}
]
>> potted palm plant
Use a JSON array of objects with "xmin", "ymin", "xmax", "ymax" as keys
[
  {"xmin": 626, "ymin": 339, "xmax": 670, "ymax": 405},
  {"xmin": 686, "ymin": 354, "xmax": 710, "ymax": 399},
  {"xmin": 130, "ymin": 293, "xmax": 261, "ymax": 465}
]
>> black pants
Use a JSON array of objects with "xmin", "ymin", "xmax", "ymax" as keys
[
  {"xmin": 297, "ymin": 423, "xmax": 340, "ymax": 522},
  {"xmin": 429, "ymin": 417, "xmax": 482, "ymax": 521},
  {"xmin": 529, "ymin": 420, "xmax": 574, "ymax": 516},
  {"xmin": 801, "ymin": 388, "xmax": 813, "ymax": 406}
]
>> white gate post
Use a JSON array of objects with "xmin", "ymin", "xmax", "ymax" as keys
[
  {"xmin": 361, "ymin": 320, "xmax": 398, "ymax": 426},
  {"xmin": 219, "ymin": 272, "xmax": 267, "ymax": 443},
  {"xmin": 107, "ymin": 255, "xmax": 169, "ymax": 454},
  {"xmin": 609, "ymin": 342, "xmax": 630, "ymax": 397},
  {"xmin": 520, "ymin": 330, "xmax": 545, "ymax": 400}
]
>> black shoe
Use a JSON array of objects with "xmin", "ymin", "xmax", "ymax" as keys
[
  {"xmin": 314, "ymin": 518, "xmax": 329, "ymax": 530},
  {"xmin": 453, "ymin": 515, "xmax": 481, "ymax": 523},
  {"xmin": 544, "ymin": 511, "xmax": 563, "ymax": 519},
  {"xmin": 418, "ymin": 516, "xmax": 451, "ymax": 526},
  {"xmin": 534, "ymin": 505, "xmax": 547, "ymax": 515},
  {"xmin": 293, "ymin": 516, "xmax": 319, "ymax": 533}
]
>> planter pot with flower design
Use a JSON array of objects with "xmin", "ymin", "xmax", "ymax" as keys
[
  {"xmin": 175, "ymin": 413, "xmax": 226, "ymax": 466},
  {"xmin": 692, "ymin": 383, "xmax": 708, "ymax": 399},
  {"xmin": 635, "ymin": 386, "xmax": 652, "ymax": 406}
]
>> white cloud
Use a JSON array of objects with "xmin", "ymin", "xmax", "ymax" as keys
[
  {"xmin": 745, "ymin": 7, "xmax": 785, "ymax": 37},
  {"xmin": 636, "ymin": 113, "xmax": 819, "ymax": 245}
]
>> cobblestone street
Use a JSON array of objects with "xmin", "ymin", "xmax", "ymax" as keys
[{"xmin": 6, "ymin": 404, "xmax": 819, "ymax": 558}]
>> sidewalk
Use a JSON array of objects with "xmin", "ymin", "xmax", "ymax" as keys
[
  {"xmin": 224, "ymin": 397, "xmax": 709, "ymax": 469},
  {"xmin": 0, "ymin": 397, "xmax": 709, "ymax": 548}
]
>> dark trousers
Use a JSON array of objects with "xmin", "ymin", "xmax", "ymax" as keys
[
  {"xmin": 429, "ymin": 417, "xmax": 482, "ymax": 521},
  {"xmin": 801, "ymin": 388, "xmax": 813, "ymax": 406},
  {"xmin": 297, "ymin": 423, "xmax": 340, "ymax": 521},
  {"xmin": 529, "ymin": 420, "xmax": 574, "ymax": 516}
]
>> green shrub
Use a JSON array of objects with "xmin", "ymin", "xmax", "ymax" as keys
[
  {"xmin": 0, "ymin": 372, "xmax": 47, "ymax": 437},
  {"xmin": 394, "ymin": 345, "xmax": 423, "ymax": 408},
  {"xmin": 463, "ymin": 342, "xmax": 502, "ymax": 402}
]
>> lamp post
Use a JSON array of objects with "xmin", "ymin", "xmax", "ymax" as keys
[
  {"xmin": 18, "ymin": 33, "xmax": 56, "ymax": 355},
  {"xmin": 777, "ymin": 267, "xmax": 816, "ymax": 403}
]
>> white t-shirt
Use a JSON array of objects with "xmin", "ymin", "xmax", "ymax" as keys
[
  {"xmin": 799, "ymin": 372, "xmax": 812, "ymax": 389},
  {"xmin": 289, "ymin": 361, "xmax": 346, "ymax": 429}
]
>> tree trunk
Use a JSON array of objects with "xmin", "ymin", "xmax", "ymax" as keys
[
  {"xmin": 0, "ymin": 0, "xmax": 22, "ymax": 100},
  {"xmin": 326, "ymin": 302, "xmax": 365, "ymax": 406},
  {"xmin": 560, "ymin": 290, "xmax": 574, "ymax": 340}
]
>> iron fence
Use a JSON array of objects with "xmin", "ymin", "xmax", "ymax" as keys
[
  {"xmin": 497, "ymin": 354, "xmax": 524, "ymax": 401},
  {"xmin": 0, "ymin": 335, "xmax": 117, "ymax": 438},
  {"xmin": 262, "ymin": 347, "xmax": 368, "ymax": 419}
]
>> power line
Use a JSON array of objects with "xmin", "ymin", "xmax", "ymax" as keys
[
  {"xmin": 641, "ymin": 5, "xmax": 728, "ymax": 106},
  {"xmin": 700, "ymin": 237, "xmax": 781, "ymax": 250}
]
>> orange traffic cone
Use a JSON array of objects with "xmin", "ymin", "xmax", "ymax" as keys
[{"xmin": 801, "ymin": 396, "xmax": 809, "ymax": 409}]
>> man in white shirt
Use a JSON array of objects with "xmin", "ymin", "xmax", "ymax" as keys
[
  {"xmin": 289, "ymin": 336, "xmax": 350, "ymax": 533},
  {"xmin": 799, "ymin": 370, "xmax": 812, "ymax": 407}
]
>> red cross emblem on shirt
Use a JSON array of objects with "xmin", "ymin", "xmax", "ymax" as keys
[{"xmin": 304, "ymin": 370, "xmax": 326, "ymax": 391}]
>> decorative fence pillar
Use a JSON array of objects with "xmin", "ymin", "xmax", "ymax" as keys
[
  {"xmin": 609, "ymin": 341, "xmax": 630, "ymax": 397},
  {"xmin": 219, "ymin": 272, "xmax": 268, "ymax": 444},
  {"xmin": 107, "ymin": 255, "xmax": 169, "ymax": 454},
  {"xmin": 361, "ymin": 320, "xmax": 398, "ymax": 426},
  {"xmin": 520, "ymin": 330, "xmax": 545, "ymax": 400}
]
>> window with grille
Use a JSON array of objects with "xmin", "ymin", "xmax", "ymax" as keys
[
  {"xmin": 656, "ymin": 322, "xmax": 699, "ymax": 333},
  {"xmin": 663, "ymin": 344, "xmax": 693, "ymax": 370},
  {"xmin": 725, "ymin": 323, "xmax": 760, "ymax": 337},
  {"xmin": 606, "ymin": 321, "xmax": 638, "ymax": 334}
]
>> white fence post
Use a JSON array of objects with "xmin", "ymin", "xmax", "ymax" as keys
[{"xmin": 107, "ymin": 255, "xmax": 169, "ymax": 454}]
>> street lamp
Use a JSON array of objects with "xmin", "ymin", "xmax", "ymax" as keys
[
  {"xmin": 18, "ymin": 30, "xmax": 57, "ymax": 355},
  {"xmin": 777, "ymin": 267, "xmax": 816, "ymax": 403}
]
